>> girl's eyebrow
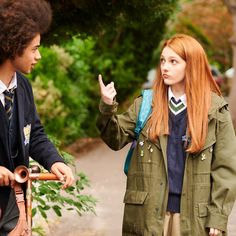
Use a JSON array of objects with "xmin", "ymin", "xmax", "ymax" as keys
[{"xmin": 161, "ymin": 55, "xmax": 179, "ymax": 60}]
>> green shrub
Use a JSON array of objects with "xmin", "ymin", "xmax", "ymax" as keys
[{"xmin": 29, "ymin": 41, "xmax": 96, "ymax": 144}]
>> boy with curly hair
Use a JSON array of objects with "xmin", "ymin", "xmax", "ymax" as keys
[{"xmin": 0, "ymin": 0, "xmax": 74, "ymax": 234}]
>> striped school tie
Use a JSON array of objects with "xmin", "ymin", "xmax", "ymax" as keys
[
  {"xmin": 169, "ymin": 97, "xmax": 186, "ymax": 115},
  {"xmin": 3, "ymin": 89, "xmax": 15, "ymax": 121}
]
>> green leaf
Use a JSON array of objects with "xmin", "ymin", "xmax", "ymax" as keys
[
  {"xmin": 32, "ymin": 208, "xmax": 37, "ymax": 217},
  {"xmin": 34, "ymin": 196, "xmax": 46, "ymax": 206},
  {"xmin": 52, "ymin": 205, "xmax": 62, "ymax": 217},
  {"xmin": 38, "ymin": 206, "xmax": 47, "ymax": 219}
]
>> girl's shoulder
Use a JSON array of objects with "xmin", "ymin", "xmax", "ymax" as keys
[
  {"xmin": 210, "ymin": 92, "xmax": 228, "ymax": 112},
  {"xmin": 209, "ymin": 92, "xmax": 229, "ymax": 122}
]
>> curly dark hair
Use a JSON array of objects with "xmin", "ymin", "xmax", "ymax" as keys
[{"xmin": 0, "ymin": 0, "xmax": 52, "ymax": 65}]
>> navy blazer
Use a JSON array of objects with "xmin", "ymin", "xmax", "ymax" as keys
[{"xmin": 0, "ymin": 72, "xmax": 64, "ymax": 211}]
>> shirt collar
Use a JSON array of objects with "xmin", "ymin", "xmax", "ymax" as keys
[
  {"xmin": 168, "ymin": 86, "xmax": 187, "ymax": 107},
  {"xmin": 0, "ymin": 73, "xmax": 17, "ymax": 94}
]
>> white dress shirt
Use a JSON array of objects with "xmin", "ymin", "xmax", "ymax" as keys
[
  {"xmin": 0, "ymin": 73, "xmax": 17, "ymax": 107},
  {"xmin": 168, "ymin": 86, "xmax": 187, "ymax": 107}
]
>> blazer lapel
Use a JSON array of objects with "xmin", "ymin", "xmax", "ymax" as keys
[
  {"xmin": 0, "ymin": 102, "xmax": 8, "ymax": 149},
  {"xmin": 16, "ymin": 77, "xmax": 25, "ymax": 158}
]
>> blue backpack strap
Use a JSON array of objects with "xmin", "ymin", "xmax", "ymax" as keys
[{"xmin": 124, "ymin": 89, "xmax": 153, "ymax": 175}]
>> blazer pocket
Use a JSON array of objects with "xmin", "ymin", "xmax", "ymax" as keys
[{"xmin": 123, "ymin": 190, "xmax": 148, "ymax": 205}]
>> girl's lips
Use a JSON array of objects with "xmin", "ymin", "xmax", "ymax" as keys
[{"xmin": 162, "ymin": 74, "xmax": 170, "ymax": 79}]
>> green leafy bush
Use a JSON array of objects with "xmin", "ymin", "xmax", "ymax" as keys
[
  {"xmin": 29, "ymin": 40, "xmax": 96, "ymax": 144},
  {"xmin": 32, "ymin": 172, "xmax": 96, "ymax": 218},
  {"xmin": 31, "ymin": 137, "xmax": 96, "ymax": 235}
]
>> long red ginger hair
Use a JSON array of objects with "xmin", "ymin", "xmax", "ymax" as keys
[{"xmin": 148, "ymin": 34, "xmax": 221, "ymax": 153}]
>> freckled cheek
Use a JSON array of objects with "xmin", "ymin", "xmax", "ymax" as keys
[{"xmin": 176, "ymin": 67, "xmax": 185, "ymax": 76}]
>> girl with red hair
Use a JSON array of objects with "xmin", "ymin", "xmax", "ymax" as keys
[{"xmin": 97, "ymin": 34, "xmax": 236, "ymax": 236}]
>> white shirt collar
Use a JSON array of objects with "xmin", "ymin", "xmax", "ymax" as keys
[
  {"xmin": 0, "ymin": 73, "xmax": 17, "ymax": 95},
  {"xmin": 168, "ymin": 86, "xmax": 187, "ymax": 107}
]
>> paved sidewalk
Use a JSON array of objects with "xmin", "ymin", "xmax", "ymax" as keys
[
  {"xmin": 48, "ymin": 140, "xmax": 236, "ymax": 236},
  {"xmin": 48, "ymin": 140, "xmax": 128, "ymax": 236}
]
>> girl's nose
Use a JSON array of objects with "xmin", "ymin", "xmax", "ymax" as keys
[{"xmin": 162, "ymin": 62, "xmax": 169, "ymax": 71}]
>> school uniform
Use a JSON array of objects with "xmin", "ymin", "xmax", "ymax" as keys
[
  {"xmin": 0, "ymin": 72, "xmax": 64, "ymax": 234},
  {"xmin": 164, "ymin": 88, "xmax": 187, "ymax": 236}
]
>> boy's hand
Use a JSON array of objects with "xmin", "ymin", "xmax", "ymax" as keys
[
  {"xmin": 98, "ymin": 74, "xmax": 117, "ymax": 105},
  {"xmin": 51, "ymin": 162, "xmax": 75, "ymax": 189},
  {"xmin": 0, "ymin": 166, "xmax": 15, "ymax": 186}
]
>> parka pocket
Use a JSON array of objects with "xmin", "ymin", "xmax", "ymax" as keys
[
  {"xmin": 123, "ymin": 190, "xmax": 148, "ymax": 204},
  {"xmin": 195, "ymin": 203, "xmax": 209, "ymax": 236},
  {"xmin": 123, "ymin": 190, "xmax": 148, "ymax": 235},
  {"xmin": 198, "ymin": 203, "xmax": 208, "ymax": 217}
]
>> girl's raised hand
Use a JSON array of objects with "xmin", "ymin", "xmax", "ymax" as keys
[{"xmin": 98, "ymin": 74, "xmax": 117, "ymax": 105}]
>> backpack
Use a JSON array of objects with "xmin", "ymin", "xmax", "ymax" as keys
[{"xmin": 124, "ymin": 89, "xmax": 153, "ymax": 175}]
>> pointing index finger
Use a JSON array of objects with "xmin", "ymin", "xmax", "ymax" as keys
[{"xmin": 98, "ymin": 74, "xmax": 105, "ymax": 89}]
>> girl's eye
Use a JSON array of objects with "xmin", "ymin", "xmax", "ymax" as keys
[
  {"xmin": 160, "ymin": 58, "xmax": 165, "ymax": 63},
  {"xmin": 171, "ymin": 59, "xmax": 177, "ymax": 64}
]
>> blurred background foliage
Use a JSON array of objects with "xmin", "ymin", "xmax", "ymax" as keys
[
  {"xmin": 29, "ymin": 39, "xmax": 96, "ymax": 143},
  {"xmin": 171, "ymin": 0, "xmax": 232, "ymax": 71},
  {"xmin": 29, "ymin": 0, "xmax": 179, "ymax": 145},
  {"xmin": 28, "ymin": 0, "xmax": 233, "ymax": 145}
]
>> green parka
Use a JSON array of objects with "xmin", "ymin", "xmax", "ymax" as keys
[{"xmin": 97, "ymin": 92, "xmax": 236, "ymax": 236}]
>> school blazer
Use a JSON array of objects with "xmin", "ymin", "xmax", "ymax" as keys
[{"xmin": 0, "ymin": 72, "xmax": 64, "ymax": 210}]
